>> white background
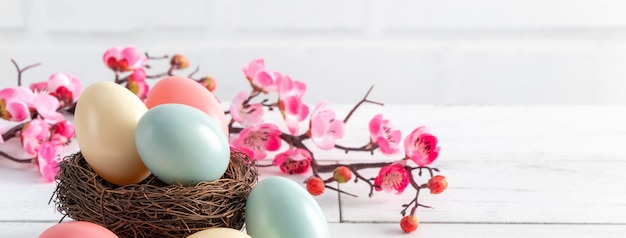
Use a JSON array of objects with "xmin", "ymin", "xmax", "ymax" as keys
[{"xmin": 2, "ymin": 0, "xmax": 626, "ymax": 105}]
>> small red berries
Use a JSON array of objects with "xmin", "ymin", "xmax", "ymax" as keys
[
  {"xmin": 400, "ymin": 215, "xmax": 419, "ymax": 233},
  {"xmin": 306, "ymin": 177, "xmax": 325, "ymax": 196},
  {"xmin": 333, "ymin": 166, "xmax": 352, "ymax": 183},
  {"xmin": 428, "ymin": 175, "xmax": 448, "ymax": 194}
]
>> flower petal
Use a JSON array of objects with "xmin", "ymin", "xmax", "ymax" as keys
[
  {"xmin": 34, "ymin": 94, "xmax": 64, "ymax": 123},
  {"xmin": 6, "ymin": 100, "xmax": 29, "ymax": 122}
]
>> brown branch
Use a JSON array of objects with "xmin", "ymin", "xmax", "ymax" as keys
[
  {"xmin": 144, "ymin": 53, "xmax": 169, "ymax": 60},
  {"xmin": 11, "ymin": 59, "xmax": 41, "ymax": 87},
  {"xmin": 343, "ymin": 85, "xmax": 384, "ymax": 124},
  {"xmin": 2, "ymin": 121, "xmax": 28, "ymax": 142},
  {"xmin": 0, "ymin": 151, "xmax": 35, "ymax": 164},
  {"xmin": 324, "ymin": 185, "xmax": 357, "ymax": 197},
  {"xmin": 334, "ymin": 143, "xmax": 378, "ymax": 155},
  {"xmin": 188, "ymin": 66, "xmax": 200, "ymax": 78}
]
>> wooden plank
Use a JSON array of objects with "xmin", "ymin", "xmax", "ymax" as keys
[
  {"xmin": 328, "ymin": 223, "xmax": 626, "ymax": 238},
  {"xmin": 2, "ymin": 222, "xmax": 625, "ymax": 238},
  {"xmin": 338, "ymin": 160, "xmax": 626, "ymax": 223}
]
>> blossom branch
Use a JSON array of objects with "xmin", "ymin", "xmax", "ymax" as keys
[
  {"xmin": 11, "ymin": 59, "xmax": 41, "ymax": 87},
  {"xmin": 334, "ymin": 143, "xmax": 378, "ymax": 154},
  {"xmin": 145, "ymin": 64, "xmax": 176, "ymax": 79},
  {"xmin": 343, "ymin": 85, "xmax": 384, "ymax": 124},
  {"xmin": 188, "ymin": 66, "xmax": 200, "ymax": 79},
  {"xmin": 0, "ymin": 151, "xmax": 35, "ymax": 164},
  {"xmin": 144, "ymin": 53, "xmax": 169, "ymax": 60},
  {"xmin": 2, "ymin": 121, "xmax": 28, "ymax": 142}
]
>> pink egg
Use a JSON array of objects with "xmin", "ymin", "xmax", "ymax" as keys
[
  {"xmin": 39, "ymin": 221, "xmax": 118, "ymax": 238},
  {"xmin": 145, "ymin": 76, "xmax": 229, "ymax": 137}
]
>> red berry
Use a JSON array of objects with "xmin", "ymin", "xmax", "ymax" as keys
[
  {"xmin": 400, "ymin": 215, "xmax": 419, "ymax": 233},
  {"xmin": 333, "ymin": 166, "xmax": 352, "ymax": 183},
  {"xmin": 306, "ymin": 177, "xmax": 325, "ymax": 196},
  {"xmin": 428, "ymin": 175, "xmax": 448, "ymax": 194}
]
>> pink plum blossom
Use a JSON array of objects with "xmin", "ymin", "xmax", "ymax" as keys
[
  {"xmin": 230, "ymin": 91, "xmax": 263, "ymax": 126},
  {"xmin": 272, "ymin": 148, "xmax": 313, "ymax": 175},
  {"xmin": 404, "ymin": 126, "xmax": 441, "ymax": 166},
  {"xmin": 369, "ymin": 114, "xmax": 402, "ymax": 155},
  {"xmin": 37, "ymin": 141, "xmax": 63, "ymax": 182},
  {"xmin": 243, "ymin": 58, "xmax": 265, "ymax": 81},
  {"xmin": 35, "ymin": 73, "xmax": 83, "ymax": 107},
  {"xmin": 0, "ymin": 87, "xmax": 64, "ymax": 123},
  {"xmin": 33, "ymin": 93, "xmax": 64, "ymax": 123},
  {"xmin": 309, "ymin": 101, "xmax": 345, "ymax": 150},
  {"xmin": 126, "ymin": 68, "xmax": 149, "ymax": 99},
  {"xmin": 251, "ymin": 70, "xmax": 279, "ymax": 93},
  {"xmin": 103, "ymin": 45, "xmax": 147, "ymax": 72},
  {"xmin": 0, "ymin": 88, "xmax": 30, "ymax": 122},
  {"xmin": 21, "ymin": 119, "xmax": 51, "ymax": 156},
  {"xmin": 242, "ymin": 59, "xmax": 278, "ymax": 93},
  {"xmin": 277, "ymin": 75, "xmax": 309, "ymax": 135},
  {"xmin": 373, "ymin": 160, "xmax": 409, "ymax": 194},
  {"xmin": 231, "ymin": 123, "xmax": 282, "ymax": 160},
  {"xmin": 50, "ymin": 120, "xmax": 75, "ymax": 144}
]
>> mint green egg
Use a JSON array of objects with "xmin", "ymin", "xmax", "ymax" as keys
[
  {"xmin": 135, "ymin": 103, "xmax": 230, "ymax": 185},
  {"xmin": 246, "ymin": 176, "xmax": 329, "ymax": 238}
]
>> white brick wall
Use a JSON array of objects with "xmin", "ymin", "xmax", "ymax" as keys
[{"xmin": 2, "ymin": 0, "xmax": 626, "ymax": 105}]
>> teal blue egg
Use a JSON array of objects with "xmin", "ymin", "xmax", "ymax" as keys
[
  {"xmin": 245, "ymin": 176, "xmax": 329, "ymax": 238},
  {"xmin": 135, "ymin": 103, "xmax": 230, "ymax": 185}
]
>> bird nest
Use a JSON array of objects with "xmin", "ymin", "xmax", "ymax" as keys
[{"xmin": 51, "ymin": 150, "xmax": 258, "ymax": 238}]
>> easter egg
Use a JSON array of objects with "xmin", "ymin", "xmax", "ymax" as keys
[
  {"xmin": 135, "ymin": 104, "xmax": 230, "ymax": 185},
  {"xmin": 145, "ymin": 76, "xmax": 228, "ymax": 137},
  {"xmin": 39, "ymin": 221, "xmax": 118, "ymax": 238},
  {"xmin": 187, "ymin": 228, "xmax": 251, "ymax": 238},
  {"xmin": 75, "ymin": 82, "xmax": 150, "ymax": 186},
  {"xmin": 246, "ymin": 176, "xmax": 329, "ymax": 238}
]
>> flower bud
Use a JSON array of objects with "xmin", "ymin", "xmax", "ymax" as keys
[
  {"xmin": 400, "ymin": 215, "xmax": 419, "ymax": 233},
  {"xmin": 306, "ymin": 177, "xmax": 325, "ymax": 196},
  {"xmin": 199, "ymin": 76, "xmax": 217, "ymax": 92},
  {"xmin": 170, "ymin": 54, "xmax": 189, "ymax": 70},
  {"xmin": 427, "ymin": 175, "xmax": 448, "ymax": 194},
  {"xmin": 333, "ymin": 166, "xmax": 351, "ymax": 183}
]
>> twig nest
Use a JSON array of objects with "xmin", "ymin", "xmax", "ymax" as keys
[{"xmin": 52, "ymin": 150, "xmax": 258, "ymax": 238}]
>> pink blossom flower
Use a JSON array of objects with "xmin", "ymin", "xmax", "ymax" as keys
[
  {"xmin": 102, "ymin": 45, "xmax": 147, "ymax": 72},
  {"xmin": 0, "ymin": 88, "xmax": 30, "ymax": 122},
  {"xmin": 21, "ymin": 119, "xmax": 51, "ymax": 156},
  {"xmin": 37, "ymin": 141, "xmax": 63, "ymax": 182},
  {"xmin": 243, "ymin": 58, "xmax": 265, "ymax": 81},
  {"xmin": 33, "ymin": 93, "xmax": 64, "ymax": 124},
  {"xmin": 230, "ymin": 91, "xmax": 263, "ymax": 126},
  {"xmin": 231, "ymin": 123, "xmax": 282, "ymax": 160},
  {"xmin": 39, "ymin": 73, "xmax": 83, "ymax": 106},
  {"xmin": 277, "ymin": 75, "xmax": 309, "ymax": 135},
  {"xmin": 369, "ymin": 114, "xmax": 402, "ymax": 155},
  {"xmin": 272, "ymin": 148, "xmax": 313, "ymax": 175},
  {"xmin": 0, "ymin": 87, "xmax": 64, "ymax": 123},
  {"xmin": 50, "ymin": 120, "xmax": 75, "ymax": 144},
  {"xmin": 404, "ymin": 126, "xmax": 441, "ymax": 166},
  {"xmin": 310, "ymin": 101, "xmax": 344, "ymax": 150},
  {"xmin": 373, "ymin": 160, "xmax": 409, "ymax": 194},
  {"xmin": 252, "ymin": 70, "xmax": 279, "ymax": 93},
  {"xmin": 126, "ymin": 68, "xmax": 149, "ymax": 99}
]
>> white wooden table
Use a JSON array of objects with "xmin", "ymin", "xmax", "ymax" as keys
[{"xmin": 1, "ymin": 105, "xmax": 625, "ymax": 237}]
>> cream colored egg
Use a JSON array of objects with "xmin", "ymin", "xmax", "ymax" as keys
[
  {"xmin": 74, "ymin": 82, "xmax": 150, "ymax": 186},
  {"xmin": 187, "ymin": 228, "xmax": 251, "ymax": 238}
]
